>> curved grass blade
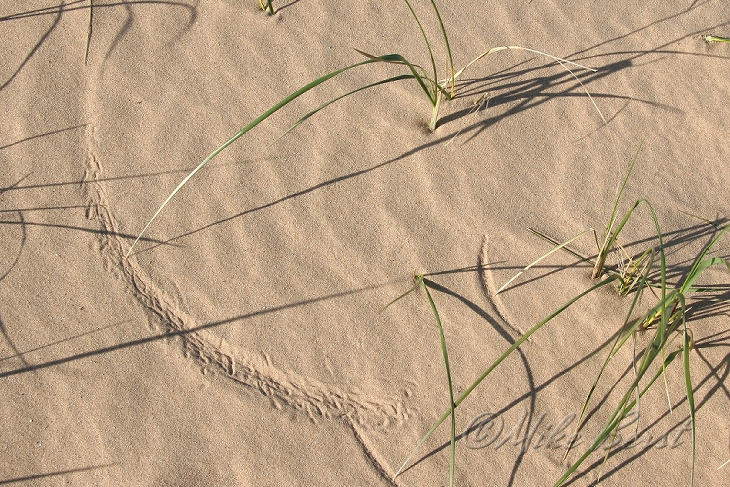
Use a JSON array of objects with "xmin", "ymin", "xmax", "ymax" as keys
[
  {"xmin": 271, "ymin": 74, "xmax": 415, "ymax": 146},
  {"xmin": 453, "ymin": 46, "xmax": 597, "ymax": 81},
  {"xmin": 394, "ymin": 274, "xmax": 619, "ymax": 481},
  {"xmin": 679, "ymin": 225, "xmax": 730, "ymax": 293},
  {"xmin": 355, "ymin": 50, "xmax": 436, "ymax": 105},
  {"xmin": 426, "ymin": 0, "xmax": 455, "ymax": 96},
  {"xmin": 402, "ymin": 0, "xmax": 439, "ymax": 100},
  {"xmin": 418, "ymin": 276, "xmax": 456, "ymax": 487},
  {"xmin": 127, "ymin": 59, "xmax": 379, "ymax": 256}
]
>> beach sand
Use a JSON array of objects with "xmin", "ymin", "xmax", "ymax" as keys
[{"xmin": 1, "ymin": 0, "xmax": 729, "ymax": 485}]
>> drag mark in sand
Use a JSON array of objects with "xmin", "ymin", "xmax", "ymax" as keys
[
  {"xmin": 478, "ymin": 234, "xmax": 527, "ymax": 339},
  {"xmin": 78, "ymin": 72, "xmax": 408, "ymax": 439}
]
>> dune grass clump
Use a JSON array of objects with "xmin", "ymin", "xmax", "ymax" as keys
[
  {"xmin": 127, "ymin": 0, "xmax": 599, "ymax": 255},
  {"xmin": 392, "ymin": 145, "xmax": 729, "ymax": 486}
]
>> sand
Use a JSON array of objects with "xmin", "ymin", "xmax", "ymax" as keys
[{"xmin": 1, "ymin": 0, "xmax": 729, "ymax": 485}]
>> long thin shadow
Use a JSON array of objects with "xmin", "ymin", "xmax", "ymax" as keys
[
  {"xmin": 0, "ymin": 320, "xmax": 133, "ymax": 362},
  {"xmin": 421, "ymin": 275, "xmax": 538, "ymax": 486},
  {"xmin": 0, "ymin": 315, "xmax": 32, "ymax": 371},
  {"xmin": 0, "ymin": 283, "xmax": 385, "ymax": 379},
  {"xmin": 0, "ymin": 463, "xmax": 116, "ymax": 485},
  {"xmin": 0, "ymin": 0, "xmax": 63, "ymax": 92},
  {"xmin": 275, "ymin": 0, "xmax": 303, "ymax": 11},
  {"xmin": 0, "ymin": 218, "xmax": 175, "ymax": 248},
  {"xmin": 562, "ymin": 340, "xmax": 730, "ymax": 486},
  {"xmin": 0, "ymin": 159, "xmax": 262, "ymax": 193},
  {"xmin": 0, "ymin": 210, "xmax": 25, "ymax": 283},
  {"xmin": 131, "ymin": 134, "xmax": 451, "ymax": 254},
  {"xmin": 0, "ymin": 124, "xmax": 88, "ymax": 151}
]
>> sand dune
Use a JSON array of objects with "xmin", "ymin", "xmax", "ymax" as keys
[{"xmin": 2, "ymin": 0, "xmax": 729, "ymax": 485}]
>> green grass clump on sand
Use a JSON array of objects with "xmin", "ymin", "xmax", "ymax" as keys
[
  {"xmin": 392, "ymin": 144, "xmax": 729, "ymax": 486},
  {"xmin": 127, "ymin": 0, "xmax": 598, "ymax": 255}
]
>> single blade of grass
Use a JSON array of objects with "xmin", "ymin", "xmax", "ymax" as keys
[
  {"xmin": 704, "ymin": 35, "xmax": 730, "ymax": 43},
  {"xmin": 681, "ymin": 298, "xmax": 696, "ymax": 487},
  {"xmin": 402, "ymin": 0, "xmax": 439, "ymax": 101},
  {"xmin": 355, "ymin": 50, "xmax": 436, "ymax": 105},
  {"xmin": 384, "ymin": 275, "xmax": 456, "ymax": 486},
  {"xmin": 418, "ymin": 276, "xmax": 456, "ymax": 487},
  {"xmin": 426, "ymin": 0, "xmax": 455, "ymax": 96},
  {"xmin": 528, "ymin": 227, "xmax": 594, "ymax": 264},
  {"xmin": 127, "ymin": 59, "xmax": 382, "ymax": 256},
  {"xmin": 495, "ymin": 229, "xmax": 594, "ymax": 295},
  {"xmin": 271, "ymin": 74, "xmax": 415, "ymax": 146},
  {"xmin": 394, "ymin": 274, "xmax": 619, "ymax": 481}
]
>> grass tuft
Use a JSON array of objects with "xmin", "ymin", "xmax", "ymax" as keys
[{"xmin": 398, "ymin": 148, "xmax": 728, "ymax": 485}]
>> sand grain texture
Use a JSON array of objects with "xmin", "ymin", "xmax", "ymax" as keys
[{"xmin": 1, "ymin": 0, "xmax": 729, "ymax": 485}]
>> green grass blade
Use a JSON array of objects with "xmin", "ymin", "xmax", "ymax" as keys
[
  {"xmin": 680, "ymin": 296, "xmax": 696, "ymax": 487},
  {"xmin": 679, "ymin": 225, "xmax": 730, "ymax": 294},
  {"xmin": 355, "ymin": 50, "xmax": 436, "ymax": 105},
  {"xmin": 381, "ymin": 279, "xmax": 420, "ymax": 312},
  {"xmin": 402, "ymin": 0, "xmax": 439, "ymax": 99},
  {"xmin": 418, "ymin": 277, "xmax": 456, "ymax": 487},
  {"xmin": 592, "ymin": 142, "xmax": 643, "ymax": 278},
  {"xmin": 395, "ymin": 275, "xmax": 619, "ymax": 480},
  {"xmin": 704, "ymin": 35, "xmax": 730, "ymax": 43},
  {"xmin": 271, "ymin": 74, "xmax": 415, "ymax": 146},
  {"xmin": 127, "ymin": 59, "xmax": 377, "ymax": 256},
  {"xmin": 427, "ymin": 0, "xmax": 455, "ymax": 96}
]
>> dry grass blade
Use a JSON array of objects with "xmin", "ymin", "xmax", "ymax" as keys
[{"xmin": 495, "ymin": 229, "xmax": 593, "ymax": 295}]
